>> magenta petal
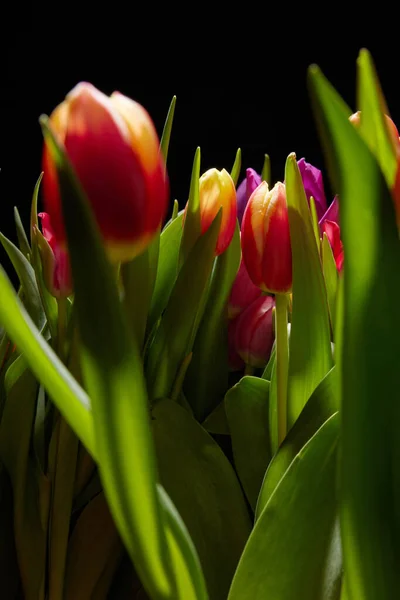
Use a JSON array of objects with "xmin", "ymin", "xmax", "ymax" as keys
[
  {"xmin": 297, "ymin": 157, "xmax": 327, "ymax": 220},
  {"xmin": 319, "ymin": 195, "xmax": 340, "ymax": 226},
  {"xmin": 237, "ymin": 168, "xmax": 261, "ymax": 224}
]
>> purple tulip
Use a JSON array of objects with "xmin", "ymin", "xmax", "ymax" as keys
[
  {"xmin": 237, "ymin": 168, "xmax": 262, "ymax": 224},
  {"xmin": 297, "ymin": 158, "xmax": 327, "ymax": 221},
  {"xmin": 319, "ymin": 195, "xmax": 339, "ymax": 226}
]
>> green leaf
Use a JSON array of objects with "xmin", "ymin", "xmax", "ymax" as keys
[
  {"xmin": 202, "ymin": 400, "xmax": 229, "ymax": 435},
  {"xmin": 146, "ymin": 210, "xmax": 222, "ymax": 401},
  {"xmin": 255, "ymin": 366, "xmax": 339, "ymax": 519},
  {"xmin": 285, "ymin": 154, "xmax": 333, "ymax": 427},
  {"xmin": 230, "ymin": 148, "xmax": 241, "ymax": 186},
  {"xmin": 40, "ymin": 115, "xmax": 175, "ymax": 598},
  {"xmin": 31, "ymin": 226, "xmax": 58, "ymax": 340},
  {"xmin": 121, "ymin": 232, "xmax": 160, "ymax": 350},
  {"xmin": 171, "ymin": 199, "xmax": 179, "ymax": 221},
  {"xmin": 261, "ymin": 341, "xmax": 275, "ymax": 381},
  {"xmin": 309, "ymin": 63, "xmax": 400, "ymax": 600},
  {"xmin": 14, "ymin": 206, "xmax": 31, "ymax": 260},
  {"xmin": 184, "ymin": 223, "xmax": 240, "ymax": 421},
  {"xmin": 268, "ymin": 353, "xmax": 278, "ymax": 454},
  {"xmin": 179, "ymin": 148, "xmax": 201, "ymax": 268},
  {"xmin": 0, "ymin": 359, "xmax": 50, "ymax": 600},
  {"xmin": 261, "ymin": 154, "xmax": 271, "ymax": 186},
  {"xmin": 147, "ymin": 214, "xmax": 183, "ymax": 336},
  {"xmin": 356, "ymin": 49, "xmax": 398, "ymax": 187},
  {"xmin": 160, "ymin": 95, "xmax": 177, "ymax": 162},
  {"xmin": 152, "ymin": 399, "xmax": 251, "ymax": 600},
  {"xmin": 30, "ymin": 173, "xmax": 42, "ymax": 246},
  {"xmin": 225, "ymin": 376, "xmax": 271, "ymax": 510},
  {"xmin": 322, "ymin": 233, "xmax": 338, "ymax": 333},
  {"xmin": 64, "ymin": 492, "xmax": 123, "ymax": 600},
  {"xmin": 0, "ymin": 266, "xmax": 94, "ymax": 455},
  {"xmin": 309, "ymin": 196, "xmax": 321, "ymax": 248},
  {"xmin": 28, "ymin": 173, "xmax": 58, "ymax": 338},
  {"xmin": 0, "ymin": 333, "xmax": 11, "ymax": 375},
  {"xmin": 47, "ymin": 417, "xmax": 79, "ymax": 599},
  {"xmin": 0, "ymin": 232, "xmax": 45, "ymax": 330},
  {"xmin": 228, "ymin": 413, "xmax": 340, "ymax": 600},
  {"xmin": 158, "ymin": 485, "xmax": 209, "ymax": 600}
]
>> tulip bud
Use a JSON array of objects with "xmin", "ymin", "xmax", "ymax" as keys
[
  {"xmin": 37, "ymin": 212, "xmax": 73, "ymax": 297},
  {"xmin": 228, "ymin": 258, "xmax": 262, "ymax": 319},
  {"xmin": 297, "ymin": 158, "xmax": 327, "ymax": 220},
  {"xmin": 241, "ymin": 181, "xmax": 292, "ymax": 294},
  {"xmin": 197, "ymin": 168, "xmax": 237, "ymax": 255},
  {"xmin": 42, "ymin": 82, "xmax": 168, "ymax": 263},
  {"xmin": 236, "ymin": 168, "xmax": 262, "ymax": 225},
  {"xmin": 321, "ymin": 220, "xmax": 344, "ymax": 272},
  {"xmin": 234, "ymin": 295, "xmax": 275, "ymax": 368},
  {"xmin": 319, "ymin": 195, "xmax": 340, "ymax": 227},
  {"xmin": 350, "ymin": 110, "xmax": 400, "ymax": 148}
]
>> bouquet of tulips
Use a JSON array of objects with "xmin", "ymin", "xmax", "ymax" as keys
[{"xmin": 1, "ymin": 48, "xmax": 400, "ymax": 600}]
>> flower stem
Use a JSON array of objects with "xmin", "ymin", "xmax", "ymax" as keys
[
  {"xmin": 275, "ymin": 293, "xmax": 289, "ymax": 445},
  {"xmin": 56, "ymin": 296, "xmax": 68, "ymax": 360},
  {"xmin": 244, "ymin": 364, "xmax": 255, "ymax": 376}
]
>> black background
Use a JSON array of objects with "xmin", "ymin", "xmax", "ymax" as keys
[{"xmin": 2, "ymin": 15, "xmax": 398, "ymax": 282}]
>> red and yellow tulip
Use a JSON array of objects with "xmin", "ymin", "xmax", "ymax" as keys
[
  {"xmin": 42, "ymin": 82, "xmax": 168, "ymax": 263},
  {"xmin": 198, "ymin": 168, "xmax": 237, "ymax": 256},
  {"xmin": 241, "ymin": 181, "xmax": 292, "ymax": 294}
]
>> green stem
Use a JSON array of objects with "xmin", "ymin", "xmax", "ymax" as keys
[
  {"xmin": 275, "ymin": 293, "xmax": 289, "ymax": 445},
  {"xmin": 244, "ymin": 364, "xmax": 255, "ymax": 376},
  {"xmin": 56, "ymin": 297, "xmax": 68, "ymax": 360}
]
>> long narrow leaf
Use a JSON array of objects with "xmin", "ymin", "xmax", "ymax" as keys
[
  {"xmin": 40, "ymin": 116, "xmax": 175, "ymax": 599},
  {"xmin": 309, "ymin": 62, "xmax": 400, "ymax": 600},
  {"xmin": 285, "ymin": 154, "xmax": 333, "ymax": 427},
  {"xmin": 0, "ymin": 266, "xmax": 94, "ymax": 454},
  {"xmin": 228, "ymin": 413, "xmax": 340, "ymax": 600}
]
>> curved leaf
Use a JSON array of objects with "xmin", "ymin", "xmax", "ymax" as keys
[
  {"xmin": 356, "ymin": 49, "xmax": 398, "ymax": 186},
  {"xmin": 64, "ymin": 492, "xmax": 123, "ymax": 600},
  {"xmin": 228, "ymin": 413, "xmax": 340, "ymax": 600},
  {"xmin": 185, "ymin": 223, "xmax": 240, "ymax": 420},
  {"xmin": 309, "ymin": 62, "xmax": 400, "ymax": 600},
  {"xmin": 160, "ymin": 95, "xmax": 177, "ymax": 162},
  {"xmin": 148, "ymin": 214, "xmax": 183, "ymax": 334},
  {"xmin": 285, "ymin": 155, "xmax": 333, "ymax": 427},
  {"xmin": 146, "ymin": 211, "xmax": 221, "ymax": 401},
  {"xmin": 14, "ymin": 206, "xmax": 31, "ymax": 260},
  {"xmin": 0, "ymin": 266, "xmax": 94, "ymax": 455},
  {"xmin": 152, "ymin": 399, "xmax": 251, "ymax": 600},
  {"xmin": 230, "ymin": 149, "xmax": 241, "ymax": 186},
  {"xmin": 0, "ymin": 359, "xmax": 49, "ymax": 600},
  {"xmin": 0, "ymin": 232, "xmax": 45, "ymax": 330},
  {"xmin": 179, "ymin": 148, "xmax": 201, "ymax": 268},
  {"xmin": 225, "ymin": 376, "xmax": 271, "ymax": 510},
  {"xmin": 40, "ymin": 116, "xmax": 175, "ymax": 599},
  {"xmin": 256, "ymin": 366, "xmax": 338, "ymax": 519}
]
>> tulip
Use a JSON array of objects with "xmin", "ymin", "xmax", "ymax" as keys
[
  {"xmin": 236, "ymin": 168, "xmax": 262, "ymax": 225},
  {"xmin": 42, "ymin": 82, "xmax": 168, "ymax": 263},
  {"xmin": 297, "ymin": 158, "xmax": 327, "ymax": 221},
  {"xmin": 241, "ymin": 181, "xmax": 292, "ymax": 294},
  {"xmin": 198, "ymin": 168, "xmax": 237, "ymax": 255},
  {"xmin": 228, "ymin": 258, "xmax": 262, "ymax": 319},
  {"xmin": 321, "ymin": 220, "xmax": 344, "ymax": 272},
  {"xmin": 349, "ymin": 110, "xmax": 400, "ymax": 147},
  {"xmin": 37, "ymin": 212, "xmax": 73, "ymax": 297},
  {"xmin": 392, "ymin": 162, "xmax": 400, "ymax": 228},
  {"xmin": 319, "ymin": 195, "xmax": 339, "ymax": 227},
  {"xmin": 234, "ymin": 295, "xmax": 275, "ymax": 369}
]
